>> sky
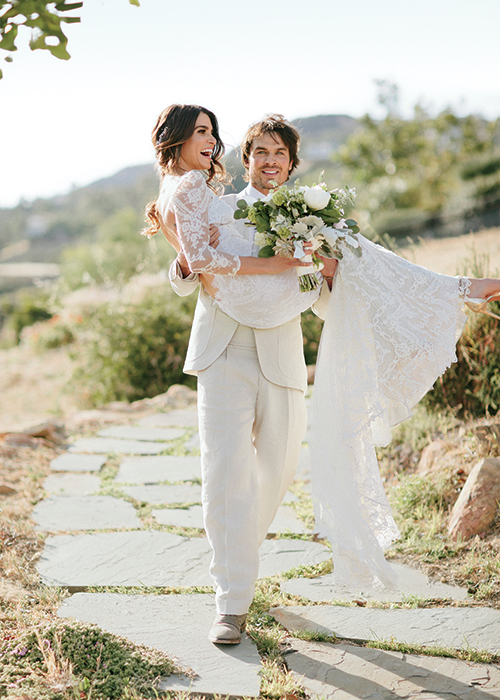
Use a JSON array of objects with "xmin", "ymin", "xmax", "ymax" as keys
[{"xmin": 1, "ymin": 0, "xmax": 500, "ymax": 208}]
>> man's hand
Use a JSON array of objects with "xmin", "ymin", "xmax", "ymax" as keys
[
  {"xmin": 208, "ymin": 224, "xmax": 220, "ymax": 249},
  {"xmin": 177, "ymin": 224, "xmax": 221, "ymax": 279},
  {"xmin": 318, "ymin": 256, "xmax": 338, "ymax": 290}
]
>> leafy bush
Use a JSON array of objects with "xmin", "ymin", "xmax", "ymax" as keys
[
  {"xmin": 301, "ymin": 307, "xmax": 324, "ymax": 366},
  {"xmin": 60, "ymin": 207, "xmax": 175, "ymax": 290},
  {"xmin": 21, "ymin": 314, "xmax": 78, "ymax": 351},
  {"xmin": 423, "ymin": 309, "xmax": 500, "ymax": 417},
  {"xmin": 4, "ymin": 291, "xmax": 53, "ymax": 343},
  {"xmin": 72, "ymin": 281, "xmax": 196, "ymax": 405}
]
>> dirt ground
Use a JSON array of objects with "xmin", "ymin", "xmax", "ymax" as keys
[
  {"xmin": 1, "ymin": 226, "xmax": 499, "ymax": 434},
  {"xmin": 0, "ymin": 344, "xmax": 77, "ymax": 433},
  {"xmin": 402, "ymin": 227, "xmax": 500, "ymax": 276}
]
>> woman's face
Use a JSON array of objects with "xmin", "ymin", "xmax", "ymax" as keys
[{"xmin": 178, "ymin": 112, "xmax": 217, "ymax": 172}]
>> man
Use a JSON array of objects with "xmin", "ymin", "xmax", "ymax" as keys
[{"xmin": 169, "ymin": 114, "xmax": 336, "ymax": 644}]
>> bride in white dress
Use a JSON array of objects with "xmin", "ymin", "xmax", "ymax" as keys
[{"xmin": 144, "ymin": 103, "xmax": 500, "ymax": 590}]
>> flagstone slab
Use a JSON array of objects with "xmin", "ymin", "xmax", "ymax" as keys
[
  {"xmin": 123, "ymin": 483, "xmax": 298, "ymax": 507},
  {"xmin": 184, "ymin": 432, "xmax": 200, "ymax": 452},
  {"xmin": 43, "ymin": 473, "xmax": 101, "ymax": 496},
  {"xmin": 123, "ymin": 483, "xmax": 202, "ymax": 504},
  {"xmin": 284, "ymin": 638, "xmax": 500, "ymax": 700},
  {"xmin": 33, "ymin": 496, "xmax": 142, "ymax": 532},
  {"xmin": 138, "ymin": 409, "xmax": 199, "ymax": 428},
  {"xmin": 114, "ymin": 455, "xmax": 201, "ymax": 484},
  {"xmin": 281, "ymin": 562, "xmax": 469, "ymax": 602},
  {"xmin": 97, "ymin": 425, "xmax": 185, "ymax": 442},
  {"xmin": 50, "ymin": 453, "xmax": 106, "ymax": 472},
  {"xmin": 69, "ymin": 438, "xmax": 167, "ymax": 455},
  {"xmin": 271, "ymin": 605, "xmax": 500, "ymax": 653},
  {"xmin": 37, "ymin": 531, "xmax": 330, "ymax": 587},
  {"xmin": 152, "ymin": 504, "xmax": 309, "ymax": 534},
  {"xmin": 270, "ymin": 505, "xmax": 309, "ymax": 534},
  {"xmin": 153, "ymin": 505, "xmax": 204, "ymax": 529},
  {"xmin": 58, "ymin": 593, "xmax": 261, "ymax": 697}
]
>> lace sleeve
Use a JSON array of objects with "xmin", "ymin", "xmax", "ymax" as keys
[{"xmin": 171, "ymin": 171, "xmax": 241, "ymax": 275}]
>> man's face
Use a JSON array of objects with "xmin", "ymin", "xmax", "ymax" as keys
[{"xmin": 246, "ymin": 133, "xmax": 293, "ymax": 195}]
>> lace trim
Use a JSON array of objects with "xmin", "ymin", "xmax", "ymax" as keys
[{"xmin": 458, "ymin": 276, "xmax": 471, "ymax": 300}]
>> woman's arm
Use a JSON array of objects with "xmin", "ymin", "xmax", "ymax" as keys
[{"xmin": 170, "ymin": 171, "xmax": 307, "ymax": 276}]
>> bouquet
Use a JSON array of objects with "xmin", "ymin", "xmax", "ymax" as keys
[{"xmin": 234, "ymin": 182, "xmax": 362, "ymax": 292}]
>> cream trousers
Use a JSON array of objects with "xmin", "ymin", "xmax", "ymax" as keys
[{"xmin": 197, "ymin": 324, "xmax": 307, "ymax": 614}]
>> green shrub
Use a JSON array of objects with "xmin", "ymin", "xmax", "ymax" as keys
[
  {"xmin": 6, "ymin": 291, "xmax": 53, "ymax": 343},
  {"xmin": 72, "ymin": 285, "xmax": 196, "ymax": 405},
  {"xmin": 22, "ymin": 314, "xmax": 76, "ymax": 351},
  {"xmin": 301, "ymin": 307, "xmax": 323, "ymax": 366},
  {"xmin": 423, "ymin": 309, "xmax": 500, "ymax": 417}
]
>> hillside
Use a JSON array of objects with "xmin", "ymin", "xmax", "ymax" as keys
[{"xmin": 0, "ymin": 114, "xmax": 359, "ymax": 288}]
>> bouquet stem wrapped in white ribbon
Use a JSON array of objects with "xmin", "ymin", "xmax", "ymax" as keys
[{"xmin": 234, "ymin": 182, "xmax": 362, "ymax": 292}]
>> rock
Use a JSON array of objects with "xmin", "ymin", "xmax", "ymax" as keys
[
  {"xmin": 148, "ymin": 384, "xmax": 198, "ymax": 409},
  {"xmin": 475, "ymin": 423, "xmax": 500, "ymax": 453},
  {"xmin": 416, "ymin": 439, "xmax": 450, "ymax": 477},
  {"xmin": 2, "ymin": 434, "xmax": 41, "ymax": 449},
  {"xmin": 448, "ymin": 457, "xmax": 500, "ymax": 540},
  {"xmin": 23, "ymin": 421, "xmax": 66, "ymax": 443},
  {"xmin": 0, "ymin": 421, "xmax": 66, "ymax": 447},
  {"xmin": 0, "ymin": 482, "xmax": 17, "ymax": 495}
]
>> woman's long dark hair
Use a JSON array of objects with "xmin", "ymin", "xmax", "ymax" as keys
[{"xmin": 143, "ymin": 104, "xmax": 227, "ymax": 237}]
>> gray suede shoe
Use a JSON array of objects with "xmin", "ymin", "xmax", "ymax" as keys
[{"xmin": 208, "ymin": 613, "xmax": 247, "ymax": 644}]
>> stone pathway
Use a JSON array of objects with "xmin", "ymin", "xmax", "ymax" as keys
[{"xmin": 31, "ymin": 399, "xmax": 500, "ymax": 698}]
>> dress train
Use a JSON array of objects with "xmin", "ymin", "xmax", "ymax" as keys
[{"xmin": 310, "ymin": 235, "xmax": 469, "ymax": 589}]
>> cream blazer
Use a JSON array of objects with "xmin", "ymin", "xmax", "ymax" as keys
[{"xmin": 169, "ymin": 186, "xmax": 330, "ymax": 393}]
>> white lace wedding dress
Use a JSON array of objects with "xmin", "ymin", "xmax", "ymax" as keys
[
  {"xmin": 159, "ymin": 169, "xmax": 470, "ymax": 590},
  {"xmin": 158, "ymin": 170, "xmax": 320, "ymax": 328},
  {"xmin": 310, "ymin": 235, "xmax": 469, "ymax": 589}
]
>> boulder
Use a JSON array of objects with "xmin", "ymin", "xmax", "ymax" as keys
[
  {"xmin": 416, "ymin": 439, "xmax": 450, "ymax": 477},
  {"xmin": 448, "ymin": 457, "xmax": 500, "ymax": 541}
]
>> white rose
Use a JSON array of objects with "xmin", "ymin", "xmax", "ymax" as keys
[{"xmin": 303, "ymin": 186, "xmax": 330, "ymax": 210}]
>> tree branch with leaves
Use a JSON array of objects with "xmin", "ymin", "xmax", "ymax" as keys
[{"xmin": 0, "ymin": 0, "xmax": 139, "ymax": 78}]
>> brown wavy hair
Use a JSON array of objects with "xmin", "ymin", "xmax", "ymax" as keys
[
  {"xmin": 240, "ymin": 114, "xmax": 301, "ymax": 182},
  {"xmin": 143, "ymin": 104, "xmax": 227, "ymax": 237}
]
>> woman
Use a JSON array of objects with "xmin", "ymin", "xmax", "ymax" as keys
[
  {"xmin": 144, "ymin": 103, "xmax": 500, "ymax": 600},
  {"xmin": 144, "ymin": 104, "xmax": 321, "ymax": 328}
]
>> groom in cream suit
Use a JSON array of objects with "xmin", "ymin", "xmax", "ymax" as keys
[{"xmin": 169, "ymin": 115, "xmax": 335, "ymax": 644}]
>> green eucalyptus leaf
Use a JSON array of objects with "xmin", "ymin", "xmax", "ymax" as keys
[
  {"xmin": 236, "ymin": 199, "xmax": 248, "ymax": 210},
  {"xmin": 258, "ymin": 245, "xmax": 275, "ymax": 258},
  {"xmin": 345, "ymin": 219, "xmax": 358, "ymax": 226}
]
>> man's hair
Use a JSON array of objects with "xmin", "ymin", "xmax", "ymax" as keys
[{"xmin": 240, "ymin": 114, "xmax": 300, "ymax": 177}]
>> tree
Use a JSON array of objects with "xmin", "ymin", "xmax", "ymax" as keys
[
  {"xmin": 337, "ymin": 86, "xmax": 499, "ymax": 221},
  {"xmin": 0, "ymin": 0, "xmax": 139, "ymax": 78}
]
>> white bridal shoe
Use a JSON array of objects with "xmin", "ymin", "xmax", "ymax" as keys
[{"xmin": 465, "ymin": 293, "xmax": 500, "ymax": 321}]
